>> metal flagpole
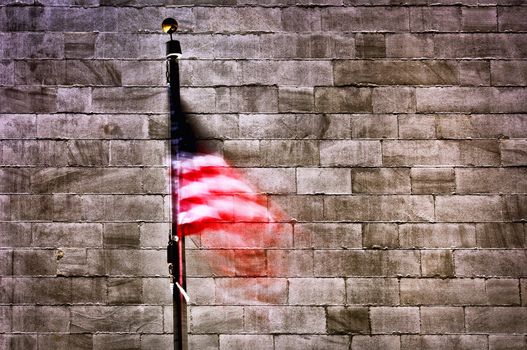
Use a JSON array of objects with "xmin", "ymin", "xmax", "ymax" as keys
[{"xmin": 163, "ymin": 18, "xmax": 188, "ymax": 350}]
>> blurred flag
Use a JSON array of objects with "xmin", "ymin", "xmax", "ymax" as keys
[{"xmin": 175, "ymin": 153, "xmax": 272, "ymax": 237}]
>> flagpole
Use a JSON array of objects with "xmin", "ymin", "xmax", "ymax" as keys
[{"xmin": 163, "ymin": 18, "xmax": 187, "ymax": 350}]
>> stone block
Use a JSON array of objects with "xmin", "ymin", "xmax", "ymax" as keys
[
  {"xmin": 462, "ymin": 7, "xmax": 497, "ymax": 32},
  {"xmin": 239, "ymin": 168, "xmax": 296, "ymax": 194},
  {"xmin": 219, "ymin": 335, "xmax": 273, "ymax": 350},
  {"xmin": 15, "ymin": 33, "xmax": 64, "ymax": 59},
  {"xmin": 383, "ymin": 140, "xmax": 500, "ymax": 166},
  {"xmin": 355, "ymin": 33, "xmax": 386, "ymax": 58},
  {"xmin": 1, "ymin": 141, "xmax": 38, "ymax": 166},
  {"xmin": 37, "ymin": 334, "xmax": 93, "ymax": 350},
  {"xmin": 57, "ymin": 87, "xmax": 92, "ymax": 113},
  {"xmin": 352, "ymin": 168, "xmax": 410, "ymax": 194},
  {"xmin": 491, "ymin": 61, "xmax": 527, "ymax": 86},
  {"xmin": 335, "ymin": 60, "xmax": 457, "ymax": 86},
  {"xmin": 108, "ymin": 278, "xmax": 142, "ymax": 304},
  {"xmin": 71, "ymin": 277, "xmax": 107, "ymax": 304},
  {"xmin": 351, "ymin": 114, "xmax": 398, "ymax": 139},
  {"xmin": 489, "ymin": 335, "xmax": 527, "ymax": 350},
  {"xmin": 214, "ymin": 34, "xmax": 260, "ymax": 59},
  {"xmin": 399, "ymin": 223, "xmax": 476, "ymax": 248},
  {"xmin": 233, "ymin": 249, "xmax": 267, "ymax": 277},
  {"xmin": 278, "ymin": 87, "xmax": 314, "ymax": 112},
  {"xmin": 410, "ymin": 7, "xmax": 461, "ymax": 32},
  {"xmin": 386, "ymin": 34, "xmax": 433, "ymax": 58},
  {"xmin": 92, "ymin": 87, "xmax": 166, "ymax": 113},
  {"xmin": 456, "ymin": 168, "xmax": 527, "ymax": 193},
  {"xmin": 322, "ymin": 7, "xmax": 409, "ymax": 32},
  {"xmin": 12, "ymin": 306, "xmax": 69, "ymax": 332},
  {"xmin": 437, "ymin": 114, "xmax": 527, "ymax": 139},
  {"xmin": 0, "ymin": 223, "xmax": 30, "ymax": 248},
  {"xmin": 353, "ymin": 336, "xmax": 400, "ymax": 350},
  {"xmin": 400, "ymin": 278, "xmax": 487, "ymax": 305},
  {"xmin": 459, "ymin": 61, "xmax": 491, "ymax": 86},
  {"xmin": 13, "ymin": 277, "xmax": 71, "ymax": 304},
  {"xmin": 104, "ymin": 250, "xmax": 166, "ymax": 276},
  {"xmin": 191, "ymin": 306, "xmax": 243, "ymax": 333},
  {"xmin": 188, "ymin": 114, "xmax": 238, "ymax": 140},
  {"xmin": 434, "ymin": 34, "xmax": 527, "ymax": 59},
  {"xmin": 281, "ymin": 7, "xmax": 321, "ymax": 32},
  {"xmin": 223, "ymin": 140, "xmax": 260, "ymax": 166},
  {"xmin": 70, "ymin": 306, "xmax": 163, "ymax": 333},
  {"xmin": 267, "ymin": 250, "xmax": 314, "ymax": 277},
  {"xmin": 475, "ymin": 223, "xmax": 525, "ymax": 248},
  {"xmin": 421, "ymin": 250, "xmax": 454, "ymax": 277},
  {"xmin": 373, "ymin": 87, "xmax": 416, "ymax": 113},
  {"xmin": 289, "ymin": 278, "xmax": 345, "ymax": 305},
  {"xmin": 420, "ymin": 307, "xmax": 464, "ymax": 333},
  {"xmin": 218, "ymin": 86, "xmax": 278, "ymax": 113},
  {"xmin": 498, "ymin": 6, "xmax": 527, "ymax": 31},
  {"xmin": 486, "ymin": 279, "xmax": 520, "ymax": 305},
  {"xmin": 455, "ymin": 250, "xmax": 527, "ymax": 277},
  {"xmin": 326, "ymin": 306, "xmax": 369, "ymax": 334},
  {"xmin": 436, "ymin": 195, "xmax": 509, "ymax": 222},
  {"xmin": 186, "ymin": 250, "xmax": 235, "ymax": 277},
  {"xmin": 0, "ymin": 334, "xmax": 37, "ymax": 350},
  {"xmin": 0, "ymin": 87, "xmax": 57, "ymax": 113},
  {"xmin": 401, "ymin": 335, "xmax": 488, "ymax": 350},
  {"xmin": 93, "ymin": 334, "xmax": 140, "ymax": 350},
  {"xmin": 14, "ymin": 60, "xmax": 66, "ymax": 86},
  {"xmin": 13, "ymin": 249, "xmax": 58, "ymax": 276},
  {"xmin": 215, "ymin": 278, "xmax": 286, "ymax": 305},
  {"xmin": 65, "ymin": 60, "xmax": 121, "ymax": 86},
  {"xmin": 501, "ymin": 140, "xmax": 527, "ymax": 166},
  {"xmin": 315, "ymin": 87, "xmax": 372, "ymax": 113},
  {"xmin": 294, "ymin": 223, "xmax": 362, "ymax": 249},
  {"xmin": 244, "ymin": 306, "xmax": 325, "ymax": 333},
  {"xmin": 110, "ymin": 140, "xmax": 165, "ymax": 166},
  {"xmin": 410, "ymin": 168, "xmax": 455, "ymax": 194},
  {"xmin": 187, "ymin": 335, "xmax": 219, "ymax": 350},
  {"xmin": 398, "ymin": 115, "xmax": 436, "ymax": 139},
  {"xmin": 320, "ymin": 140, "xmax": 381, "ymax": 166},
  {"xmin": 103, "ymin": 223, "xmax": 140, "ymax": 249},
  {"xmin": 275, "ymin": 335, "xmax": 350, "ymax": 350},
  {"xmin": 315, "ymin": 250, "xmax": 420, "ymax": 277},
  {"xmin": 347, "ymin": 278, "xmax": 400, "ymax": 305},
  {"xmin": 362, "ymin": 223, "xmax": 399, "ymax": 249},
  {"xmin": 242, "ymin": 60, "xmax": 332, "ymax": 86},
  {"xmin": 370, "ymin": 307, "xmax": 420, "ymax": 334},
  {"xmin": 323, "ymin": 195, "xmax": 434, "ymax": 221},
  {"xmin": 297, "ymin": 168, "xmax": 351, "ymax": 194},
  {"xmin": 33, "ymin": 220, "xmax": 101, "ymax": 247},
  {"xmin": 465, "ymin": 307, "xmax": 527, "ymax": 333},
  {"xmin": 0, "ymin": 114, "xmax": 35, "ymax": 139},
  {"xmin": 64, "ymin": 32, "xmax": 97, "ymax": 59},
  {"xmin": 0, "ymin": 168, "xmax": 30, "ymax": 194},
  {"xmin": 261, "ymin": 140, "xmax": 319, "ymax": 167}
]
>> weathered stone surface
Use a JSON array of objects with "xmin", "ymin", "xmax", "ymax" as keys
[
  {"xmin": 410, "ymin": 168, "xmax": 455, "ymax": 194},
  {"xmin": 475, "ymin": 223, "xmax": 525, "ymax": 248},
  {"xmin": 315, "ymin": 250, "xmax": 420, "ymax": 277},
  {"xmin": 347, "ymin": 278, "xmax": 400, "ymax": 305},
  {"xmin": 219, "ymin": 335, "xmax": 273, "ymax": 350},
  {"xmin": 294, "ymin": 223, "xmax": 361, "ymax": 249},
  {"xmin": 370, "ymin": 307, "xmax": 420, "ymax": 334},
  {"xmin": 400, "ymin": 278, "xmax": 487, "ymax": 305},
  {"xmin": 297, "ymin": 168, "xmax": 351, "ymax": 194},
  {"xmin": 465, "ymin": 307, "xmax": 527, "ymax": 333},
  {"xmin": 455, "ymin": 250, "xmax": 527, "ymax": 277},
  {"xmin": 315, "ymin": 87, "xmax": 372, "ymax": 113},
  {"xmin": 275, "ymin": 335, "xmax": 350, "ymax": 350},
  {"xmin": 326, "ymin": 306, "xmax": 369, "ymax": 334},
  {"xmin": 353, "ymin": 336, "xmax": 400, "ymax": 350},
  {"xmin": 244, "ymin": 306, "xmax": 325, "ymax": 333},
  {"xmin": 320, "ymin": 140, "xmax": 381, "ymax": 166},
  {"xmin": 420, "ymin": 307, "xmax": 464, "ymax": 333},
  {"xmin": 70, "ymin": 306, "xmax": 163, "ymax": 333},
  {"xmin": 401, "ymin": 335, "xmax": 488, "ymax": 350},
  {"xmin": 352, "ymin": 168, "xmax": 410, "ymax": 194},
  {"xmin": 399, "ymin": 223, "xmax": 476, "ymax": 248},
  {"xmin": 289, "ymin": 278, "xmax": 345, "ymax": 305}
]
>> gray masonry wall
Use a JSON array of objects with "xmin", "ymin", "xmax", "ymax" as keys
[{"xmin": 1, "ymin": 0, "xmax": 527, "ymax": 349}]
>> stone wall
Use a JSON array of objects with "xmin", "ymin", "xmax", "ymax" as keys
[{"xmin": 1, "ymin": 0, "xmax": 526, "ymax": 349}]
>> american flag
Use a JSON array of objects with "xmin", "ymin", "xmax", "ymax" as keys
[{"xmin": 174, "ymin": 153, "xmax": 272, "ymax": 237}]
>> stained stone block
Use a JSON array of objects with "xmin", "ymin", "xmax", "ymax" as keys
[
  {"xmin": 0, "ymin": 168, "xmax": 30, "ymax": 194},
  {"xmin": 267, "ymin": 250, "xmax": 314, "ymax": 277},
  {"xmin": 355, "ymin": 34, "xmax": 386, "ymax": 58},
  {"xmin": 320, "ymin": 140, "xmax": 381, "ymax": 166},
  {"xmin": 103, "ymin": 223, "xmax": 140, "ymax": 248},
  {"xmin": 475, "ymin": 223, "xmax": 525, "ymax": 248},
  {"xmin": 0, "ymin": 60, "xmax": 13, "ymax": 85},
  {"xmin": 297, "ymin": 168, "xmax": 351, "ymax": 194},
  {"xmin": 191, "ymin": 306, "xmax": 244, "ymax": 333},
  {"xmin": 386, "ymin": 34, "xmax": 434, "ymax": 58},
  {"xmin": 437, "ymin": 114, "xmax": 527, "ymax": 139},
  {"xmin": 219, "ymin": 335, "xmax": 273, "ymax": 350},
  {"xmin": 187, "ymin": 335, "xmax": 219, "ymax": 350},
  {"xmin": 57, "ymin": 87, "xmax": 92, "ymax": 113},
  {"xmin": 399, "ymin": 223, "xmax": 475, "ymax": 248},
  {"xmin": 12, "ymin": 306, "xmax": 69, "ymax": 332},
  {"xmin": 71, "ymin": 277, "xmax": 107, "ymax": 304},
  {"xmin": 362, "ymin": 223, "xmax": 399, "ymax": 249},
  {"xmin": 455, "ymin": 250, "xmax": 527, "ymax": 277},
  {"xmin": 459, "ymin": 61, "xmax": 490, "ymax": 86},
  {"xmin": 92, "ymin": 87, "xmax": 166, "ymax": 113},
  {"xmin": 0, "ymin": 87, "xmax": 57, "ymax": 113},
  {"xmin": 347, "ymin": 278, "xmax": 400, "ymax": 305},
  {"xmin": 15, "ymin": 60, "xmax": 66, "ymax": 86},
  {"xmin": 65, "ymin": 60, "xmax": 121, "ymax": 86},
  {"xmin": 93, "ymin": 334, "xmax": 140, "ymax": 350},
  {"xmin": 351, "ymin": 114, "xmax": 398, "ymax": 139},
  {"xmin": 421, "ymin": 250, "xmax": 454, "ymax": 277},
  {"xmin": 489, "ymin": 335, "xmax": 527, "ymax": 350},
  {"xmin": 485, "ymin": 279, "xmax": 520, "ymax": 305},
  {"xmin": 70, "ymin": 306, "xmax": 163, "ymax": 333},
  {"xmin": 13, "ymin": 277, "xmax": 71, "ymax": 304},
  {"xmin": 501, "ymin": 140, "xmax": 527, "ymax": 166},
  {"xmin": 326, "ymin": 306, "xmax": 369, "ymax": 334},
  {"xmin": 140, "ymin": 335, "xmax": 173, "ymax": 350},
  {"xmin": 238, "ymin": 113, "xmax": 290, "ymax": 139},
  {"xmin": 261, "ymin": 140, "xmax": 319, "ymax": 167},
  {"xmin": 434, "ymin": 34, "xmax": 527, "ymax": 59},
  {"xmin": 315, "ymin": 87, "xmax": 372, "ymax": 113},
  {"xmin": 294, "ymin": 223, "xmax": 361, "ymax": 249},
  {"xmin": 15, "ymin": 33, "xmax": 64, "ymax": 59},
  {"xmin": 352, "ymin": 168, "xmax": 410, "ymax": 194},
  {"xmin": 0, "ymin": 251, "xmax": 12, "ymax": 276},
  {"xmin": 0, "ymin": 114, "xmax": 36, "ymax": 139},
  {"xmin": 410, "ymin": 168, "xmax": 455, "ymax": 194},
  {"xmin": 278, "ymin": 87, "xmax": 314, "ymax": 112},
  {"xmin": 410, "ymin": 7, "xmax": 461, "ymax": 32},
  {"xmin": 64, "ymin": 32, "xmax": 97, "ymax": 59},
  {"xmin": 107, "ymin": 278, "xmax": 142, "ymax": 304},
  {"xmin": 322, "ymin": 7, "xmax": 409, "ymax": 32},
  {"xmin": 13, "ymin": 249, "xmax": 58, "ymax": 276},
  {"xmin": 498, "ymin": 6, "xmax": 527, "ymax": 31}
]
